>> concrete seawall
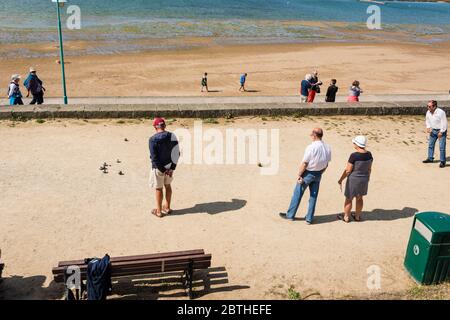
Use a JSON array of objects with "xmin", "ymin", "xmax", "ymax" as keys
[{"xmin": 0, "ymin": 101, "xmax": 448, "ymax": 120}]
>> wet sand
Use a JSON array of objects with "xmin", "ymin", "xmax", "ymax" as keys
[{"xmin": 1, "ymin": 41, "xmax": 450, "ymax": 99}]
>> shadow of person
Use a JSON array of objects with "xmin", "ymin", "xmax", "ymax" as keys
[
  {"xmin": 169, "ymin": 199, "xmax": 247, "ymax": 216},
  {"xmin": 0, "ymin": 275, "xmax": 63, "ymax": 300},
  {"xmin": 313, "ymin": 207, "xmax": 418, "ymax": 225}
]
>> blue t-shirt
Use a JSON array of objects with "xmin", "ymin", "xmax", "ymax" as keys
[
  {"xmin": 301, "ymin": 80, "xmax": 311, "ymax": 96},
  {"xmin": 240, "ymin": 75, "xmax": 246, "ymax": 84}
]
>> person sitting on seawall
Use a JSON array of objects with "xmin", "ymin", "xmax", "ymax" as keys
[
  {"xmin": 7, "ymin": 74, "xmax": 24, "ymax": 106},
  {"xmin": 337, "ymin": 136, "xmax": 373, "ymax": 223},
  {"xmin": 347, "ymin": 80, "xmax": 363, "ymax": 103}
]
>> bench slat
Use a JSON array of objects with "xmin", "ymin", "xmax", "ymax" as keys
[
  {"xmin": 53, "ymin": 260, "xmax": 211, "ymax": 283},
  {"xmin": 53, "ymin": 253, "xmax": 211, "ymax": 275},
  {"xmin": 58, "ymin": 249, "xmax": 205, "ymax": 267}
]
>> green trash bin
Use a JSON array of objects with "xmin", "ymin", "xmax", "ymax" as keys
[{"xmin": 404, "ymin": 212, "xmax": 450, "ymax": 285}]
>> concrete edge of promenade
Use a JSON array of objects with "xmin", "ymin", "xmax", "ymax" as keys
[{"xmin": 0, "ymin": 101, "xmax": 449, "ymax": 120}]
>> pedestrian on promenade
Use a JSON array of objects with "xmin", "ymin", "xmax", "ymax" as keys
[
  {"xmin": 347, "ymin": 80, "xmax": 363, "ymax": 102},
  {"xmin": 307, "ymin": 70, "xmax": 323, "ymax": 103},
  {"xmin": 7, "ymin": 75, "xmax": 24, "ymax": 106},
  {"xmin": 201, "ymin": 72, "xmax": 209, "ymax": 92},
  {"xmin": 239, "ymin": 73, "xmax": 247, "ymax": 92},
  {"xmin": 279, "ymin": 128, "xmax": 332, "ymax": 224},
  {"xmin": 24, "ymin": 67, "xmax": 45, "ymax": 105},
  {"xmin": 325, "ymin": 79, "xmax": 339, "ymax": 103},
  {"xmin": 300, "ymin": 74, "xmax": 313, "ymax": 103}
]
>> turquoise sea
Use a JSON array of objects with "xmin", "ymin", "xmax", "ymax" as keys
[{"xmin": 1, "ymin": 0, "xmax": 450, "ymax": 57}]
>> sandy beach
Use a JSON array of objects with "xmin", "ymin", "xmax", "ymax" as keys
[
  {"xmin": 1, "ymin": 41, "xmax": 450, "ymax": 99},
  {"xmin": 0, "ymin": 116, "xmax": 449, "ymax": 300}
]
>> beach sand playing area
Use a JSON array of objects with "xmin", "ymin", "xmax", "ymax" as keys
[
  {"xmin": 0, "ymin": 116, "xmax": 449, "ymax": 300},
  {"xmin": 1, "ymin": 41, "xmax": 450, "ymax": 98}
]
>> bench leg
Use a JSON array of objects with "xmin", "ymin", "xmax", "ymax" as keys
[{"xmin": 182, "ymin": 261, "xmax": 194, "ymax": 299}]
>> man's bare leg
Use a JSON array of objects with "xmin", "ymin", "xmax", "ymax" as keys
[
  {"xmin": 163, "ymin": 184, "xmax": 172, "ymax": 213},
  {"xmin": 154, "ymin": 188, "xmax": 164, "ymax": 217}
]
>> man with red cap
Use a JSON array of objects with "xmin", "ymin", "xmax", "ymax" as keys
[{"xmin": 149, "ymin": 117, "xmax": 180, "ymax": 218}]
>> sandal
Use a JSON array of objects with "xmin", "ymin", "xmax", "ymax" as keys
[
  {"xmin": 351, "ymin": 213, "xmax": 361, "ymax": 222},
  {"xmin": 337, "ymin": 214, "xmax": 350, "ymax": 223},
  {"xmin": 151, "ymin": 209, "xmax": 163, "ymax": 218},
  {"xmin": 162, "ymin": 207, "xmax": 173, "ymax": 215}
]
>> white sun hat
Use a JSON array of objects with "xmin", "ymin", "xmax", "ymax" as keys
[
  {"xmin": 11, "ymin": 74, "xmax": 21, "ymax": 81},
  {"xmin": 29, "ymin": 67, "xmax": 36, "ymax": 72},
  {"xmin": 352, "ymin": 135, "xmax": 367, "ymax": 148}
]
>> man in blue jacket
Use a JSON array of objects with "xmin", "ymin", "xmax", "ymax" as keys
[
  {"xmin": 149, "ymin": 118, "xmax": 180, "ymax": 218},
  {"xmin": 24, "ymin": 67, "xmax": 45, "ymax": 105}
]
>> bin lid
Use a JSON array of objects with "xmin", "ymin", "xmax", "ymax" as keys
[{"xmin": 415, "ymin": 212, "xmax": 450, "ymax": 243}]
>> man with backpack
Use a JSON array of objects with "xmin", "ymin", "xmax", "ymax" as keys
[{"xmin": 24, "ymin": 67, "xmax": 45, "ymax": 105}]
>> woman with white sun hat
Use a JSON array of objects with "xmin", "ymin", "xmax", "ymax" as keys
[{"xmin": 337, "ymin": 135, "xmax": 373, "ymax": 223}]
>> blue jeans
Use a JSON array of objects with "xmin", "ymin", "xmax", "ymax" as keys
[
  {"xmin": 286, "ymin": 170, "xmax": 323, "ymax": 222},
  {"xmin": 428, "ymin": 129, "xmax": 447, "ymax": 163}
]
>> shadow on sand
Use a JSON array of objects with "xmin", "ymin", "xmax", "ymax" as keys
[
  {"xmin": 110, "ymin": 266, "xmax": 250, "ymax": 300},
  {"xmin": 169, "ymin": 199, "xmax": 247, "ymax": 216},
  {"xmin": 313, "ymin": 207, "xmax": 418, "ymax": 225},
  {"xmin": 0, "ymin": 274, "xmax": 63, "ymax": 300}
]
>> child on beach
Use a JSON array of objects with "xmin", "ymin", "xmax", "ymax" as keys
[
  {"xmin": 347, "ymin": 81, "xmax": 363, "ymax": 103},
  {"xmin": 239, "ymin": 73, "xmax": 247, "ymax": 92},
  {"xmin": 201, "ymin": 72, "xmax": 209, "ymax": 92},
  {"xmin": 7, "ymin": 75, "xmax": 24, "ymax": 106},
  {"xmin": 325, "ymin": 79, "xmax": 339, "ymax": 102}
]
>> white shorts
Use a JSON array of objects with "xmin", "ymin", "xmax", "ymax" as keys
[{"xmin": 149, "ymin": 168, "xmax": 174, "ymax": 189}]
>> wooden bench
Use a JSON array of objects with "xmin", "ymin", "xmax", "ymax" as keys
[{"xmin": 52, "ymin": 249, "xmax": 212, "ymax": 299}]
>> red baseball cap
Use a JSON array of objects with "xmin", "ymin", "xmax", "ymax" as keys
[{"xmin": 153, "ymin": 117, "xmax": 166, "ymax": 128}]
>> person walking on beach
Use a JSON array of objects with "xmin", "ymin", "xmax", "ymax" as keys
[
  {"xmin": 201, "ymin": 72, "xmax": 209, "ymax": 92},
  {"xmin": 300, "ymin": 74, "xmax": 313, "ymax": 103},
  {"xmin": 239, "ymin": 73, "xmax": 247, "ymax": 92},
  {"xmin": 337, "ymin": 136, "xmax": 373, "ymax": 223},
  {"xmin": 7, "ymin": 75, "xmax": 24, "ymax": 106},
  {"xmin": 423, "ymin": 100, "xmax": 448, "ymax": 168},
  {"xmin": 347, "ymin": 80, "xmax": 363, "ymax": 102},
  {"xmin": 325, "ymin": 79, "xmax": 339, "ymax": 103},
  {"xmin": 279, "ymin": 128, "xmax": 332, "ymax": 224},
  {"xmin": 307, "ymin": 70, "xmax": 323, "ymax": 103},
  {"xmin": 149, "ymin": 118, "xmax": 180, "ymax": 218},
  {"xmin": 24, "ymin": 67, "xmax": 45, "ymax": 105}
]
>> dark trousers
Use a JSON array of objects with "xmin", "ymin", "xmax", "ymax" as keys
[{"xmin": 30, "ymin": 91, "xmax": 44, "ymax": 105}]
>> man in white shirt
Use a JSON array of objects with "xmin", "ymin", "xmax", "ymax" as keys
[
  {"xmin": 279, "ymin": 128, "xmax": 332, "ymax": 224},
  {"xmin": 423, "ymin": 100, "xmax": 448, "ymax": 168}
]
